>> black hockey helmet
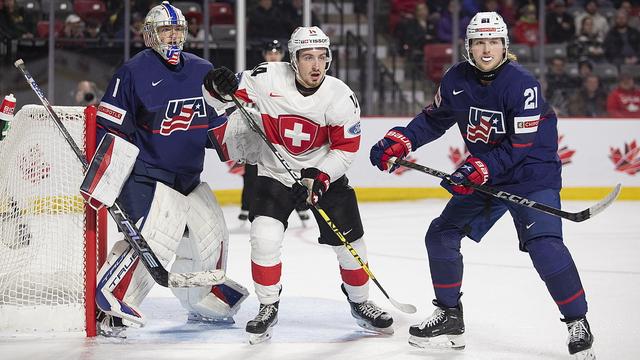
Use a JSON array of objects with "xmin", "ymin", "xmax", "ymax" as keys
[{"xmin": 263, "ymin": 39, "xmax": 283, "ymax": 54}]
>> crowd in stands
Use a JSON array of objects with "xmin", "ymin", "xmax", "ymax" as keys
[
  {"xmin": 1, "ymin": 0, "xmax": 639, "ymax": 117},
  {"xmin": 390, "ymin": 0, "xmax": 640, "ymax": 117}
]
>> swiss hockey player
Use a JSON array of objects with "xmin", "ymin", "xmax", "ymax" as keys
[
  {"xmin": 203, "ymin": 26, "xmax": 393, "ymax": 344},
  {"xmin": 80, "ymin": 1, "xmax": 247, "ymax": 337},
  {"xmin": 370, "ymin": 12, "xmax": 595, "ymax": 360}
]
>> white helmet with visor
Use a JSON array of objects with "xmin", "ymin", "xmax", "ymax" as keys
[
  {"xmin": 143, "ymin": 1, "xmax": 187, "ymax": 65},
  {"xmin": 465, "ymin": 12, "xmax": 509, "ymax": 69},
  {"xmin": 288, "ymin": 26, "xmax": 332, "ymax": 74}
]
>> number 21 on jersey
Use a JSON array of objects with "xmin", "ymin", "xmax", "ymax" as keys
[{"xmin": 523, "ymin": 86, "xmax": 538, "ymax": 110}]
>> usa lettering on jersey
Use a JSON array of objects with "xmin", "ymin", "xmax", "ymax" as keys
[
  {"xmin": 466, "ymin": 107, "xmax": 505, "ymax": 143},
  {"xmin": 160, "ymin": 97, "xmax": 207, "ymax": 136}
]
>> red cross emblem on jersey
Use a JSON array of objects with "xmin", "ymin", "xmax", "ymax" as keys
[{"xmin": 278, "ymin": 115, "xmax": 319, "ymax": 155}]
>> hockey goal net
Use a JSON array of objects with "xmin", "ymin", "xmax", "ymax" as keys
[{"xmin": 0, "ymin": 105, "xmax": 106, "ymax": 336}]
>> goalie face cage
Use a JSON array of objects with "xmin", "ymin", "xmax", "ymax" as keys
[{"xmin": 0, "ymin": 105, "xmax": 107, "ymax": 337}]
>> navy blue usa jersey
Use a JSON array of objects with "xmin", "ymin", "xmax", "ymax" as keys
[
  {"xmin": 403, "ymin": 61, "xmax": 562, "ymax": 194},
  {"xmin": 96, "ymin": 49, "xmax": 226, "ymax": 182}
]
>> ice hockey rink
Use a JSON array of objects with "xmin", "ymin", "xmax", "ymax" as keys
[{"xmin": 1, "ymin": 198, "xmax": 638, "ymax": 360}]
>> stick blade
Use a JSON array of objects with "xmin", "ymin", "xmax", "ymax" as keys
[
  {"xmin": 14, "ymin": 59, "xmax": 24, "ymax": 68},
  {"xmin": 587, "ymin": 183, "xmax": 622, "ymax": 219},
  {"xmin": 390, "ymin": 297, "xmax": 417, "ymax": 314},
  {"xmin": 168, "ymin": 269, "xmax": 226, "ymax": 287}
]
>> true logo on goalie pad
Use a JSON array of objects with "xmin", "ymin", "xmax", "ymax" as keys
[{"xmin": 160, "ymin": 97, "xmax": 207, "ymax": 136}]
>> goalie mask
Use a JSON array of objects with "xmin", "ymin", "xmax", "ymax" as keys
[
  {"xmin": 465, "ymin": 12, "xmax": 509, "ymax": 71},
  {"xmin": 143, "ymin": 1, "xmax": 187, "ymax": 65},
  {"xmin": 288, "ymin": 26, "xmax": 332, "ymax": 75}
]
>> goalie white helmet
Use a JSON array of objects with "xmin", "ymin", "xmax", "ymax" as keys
[
  {"xmin": 465, "ymin": 11, "xmax": 509, "ymax": 69},
  {"xmin": 143, "ymin": 1, "xmax": 187, "ymax": 65},
  {"xmin": 288, "ymin": 26, "xmax": 332, "ymax": 74}
]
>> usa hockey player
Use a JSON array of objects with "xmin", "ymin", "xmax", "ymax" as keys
[
  {"xmin": 203, "ymin": 26, "xmax": 393, "ymax": 344},
  {"xmin": 80, "ymin": 1, "xmax": 247, "ymax": 337},
  {"xmin": 370, "ymin": 12, "xmax": 595, "ymax": 360}
]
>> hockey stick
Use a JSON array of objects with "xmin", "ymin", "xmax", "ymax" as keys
[
  {"xmin": 229, "ymin": 95, "xmax": 416, "ymax": 314},
  {"xmin": 15, "ymin": 59, "xmax": 225, "ymax": 287},
  {"xmin": 394, "ymin": 158, "xmax": 621, "ymax": 222}
]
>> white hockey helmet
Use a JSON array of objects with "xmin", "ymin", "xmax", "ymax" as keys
[
  {"xmin": 288, "ymin": 26, "xmax": 332, "ymax": 74},
  {"xmin": 465, "ymin": 12, "xmax": 509, "ymax": 69},
  {"xmin": 143, "ymin": 1, "xmax": 187, "ymax": 65}
]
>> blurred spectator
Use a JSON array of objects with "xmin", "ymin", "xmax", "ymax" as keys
[
  {"xmin": 577, "ymin": 58, "xmax": 594, "ymax": 78},
  {"xmin": 513, "ymin": 4, "xmax": 541, "ymax": 46},
  {"xmin": 568, "ymin": 16, "xmax": 605, "ymax": 62},
  {"xmin": 63, "ymin": 14, "xmax": 85, "ymax": 39},
  {"xmin": 73, "ymin": 80, "xmax": 102, "ymax": 106},
  {"xmin": 546, "ymin": 0, "xmax": 575, "ymax": 44},
  {"xmin": 281, "ymin": 0, "xmax": 322, "ymax": 34},
  {"xmin": 606, "ymin": 73, "xmax": 640, "ymax": 117},
  {"xmin": 619, "ymin": 1, "xmax": 640, "ymax": 30},
  {"xmin": 262, "ymin": 39, "xmax": 284, "ymax": 62},
  {"xmin": 396, "ymin": 3, "xmax": 437, "ymax": 59},
  {"xmin": 499, "ymin": 0, "xmax": 518, "ymax": 27},
  {"xmin": 436, "ymin": 1, "xmax": 469, "ymax": 43},
  {"xmin": 0, "ymin": 0, "xmax": 35, "ymax": 39},
  {"xmin": 567, "ymin": 74, "xmax": 608, "ymax": 116},
  {"xmin": 84, "ymin": 20, "xmax": 107, "ymax": 45},
  {"xmin": 574, "ymin": 0, "xmax": 609, "ymax": 42},
  {"xmin": 604, "ymin": 9, "xmax": 640, "ymax": 66},
  {"xmin": 545, "ymin": 56, "xmax": 577, "ymax": 115},
  {"xmin": 185, "ymin": 13, "xmax": 211, "ymax": 46},
  {"xmin": 248, "ymin": 0, "xmax": 289, "ymax": 42}
]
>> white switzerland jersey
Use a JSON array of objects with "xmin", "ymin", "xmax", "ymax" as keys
[{"xmin": 235, "ymin": 62, "xmax": 361, "ymax": 187}]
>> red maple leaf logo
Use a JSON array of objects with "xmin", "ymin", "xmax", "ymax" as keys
[
  {"xmin": 558, "ymin": 135, "xmax": 576, "ymax": 166},
  {"xmin": 609, "ymin": 140, "xmax": 640, "ymax": 175},
  {"xmin": 448, "ymin": 146, "xmax": 470, "ymax": 169},
  {"xmin": 393, "ymin": 155, "xmax": 417, "ymax": 175}
]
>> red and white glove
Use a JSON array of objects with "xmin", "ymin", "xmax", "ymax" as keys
[
  {"xmin": 369, "ymin": 127, "xmax": 412, "ymax": 172},
  {"xmin": 447, "ymin": 157, "xmax": 489, "ymax": 195},
  {"xmin": 299, "ymin": 167, "xmax": 330, "ymax": 205}
]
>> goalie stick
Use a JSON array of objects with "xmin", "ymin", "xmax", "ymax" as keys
[
  {"xmin": 15, "ymin": 59, "xmax": 225, "ymax": 288},
  {"xmin": 228, "ymin": 95, "xmax": 416, "ymax": 314},
  {"xmin": 394, "ymin": 158, "xmax": 621, "ymax": 222}
]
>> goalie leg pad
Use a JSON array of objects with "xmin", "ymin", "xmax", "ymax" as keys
[
  {"xmin": 172, "ymin": 183, "xmax": 248, "ymax": 319},
  {"xmin": 334, "ymin": 238, "xmax": 370, "ymax": 304},
  {"xmin": 80, "ymin": 133, "xmax": 139, "ymax": 210},
  {"xmin": 250, "ymin": 216, "xmax": 285, "ymax": 304}
]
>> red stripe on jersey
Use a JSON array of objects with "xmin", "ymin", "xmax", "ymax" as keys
[
  {"xmin": 260, "ymin": 114, "xmax": 331, "ymax": 154},
  {"xmin": 328, "ymin": 125, "xmax": 360, "ymax": 152},
  {"xmin": 340, "ymin": 266, "xmax": 369, "ymax": 286},
  {"xmin": 235, "ymin": 89, "xmax": 252, "ymax": 103},
  {"xmin": 251, "ymin": 261, "xmax": 282, "ymax": 286},
  {"xmin": 88, "ymin": 139, "xmax": 115, "ymax": 193},
  {"xmin": 433, "ymin": 281, "xmax": 462, "ymax": 288},
  {"xmin": 211, "ymin": 121, "xmax": 230, "ymax": 160},
  {"xmin": 513, "ymin": 142, "xmax": 533, "ymax": 148},
  {"xmin": 556, "ymin": 289, "xmax": 585, "ymax": 305}
]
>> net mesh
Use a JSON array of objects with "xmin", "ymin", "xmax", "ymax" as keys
[{"xmin": 0, "ymin": 105, "xmax": 88, "ymax": 332}]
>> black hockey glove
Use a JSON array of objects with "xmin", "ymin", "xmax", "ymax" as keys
[
  {"xmin": 203, "ymin": 66, "xmax": 238, "ymax": 97},
  {"xmin": 291, "ymin": 182, "xmax": 310, "ymax": 210},
  {"xmin": 300, "ymin": 168, "xmax": 330, "ymax": 206}
]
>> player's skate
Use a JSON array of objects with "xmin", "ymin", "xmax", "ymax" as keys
[
  {"xmin": 97, "ymin": 312, "xmax": 128, "ymax": 339},
  {"xmin": 341, "ymin": 284, "xmax": 394, "ymax": 334},
  {"xmin": 563, "ymin": 317, "xmax": 595, "ymax": 359},
  {"xmin": 409, "ymin": 299, "xmax": 465, "ymax": 350},
  {"xmin": 246, "ymin": 301, "xmax": 279, "ymax": 345}
]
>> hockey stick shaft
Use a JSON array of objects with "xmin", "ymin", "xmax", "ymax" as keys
[
  {"xmin": 395, "ymin": 159, "xmax": 621, "ymax": 222},
  {"xmin": 230, "ymin": 95, "xmax": 416, "ymax": 313},
  {"xmin": 15, "ymin": 59, "xmax": 225, "ymax": 287}
]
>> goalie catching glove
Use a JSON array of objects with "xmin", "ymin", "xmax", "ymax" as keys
[
  {"xmin": 80, "ymin": 133, "xmax": 139, "ymax": 210},
  {"xmin": 369, "ymin": 127, "xmax": 412, "ymax": 172},
  {"xmin": 292, "ymin": 168, "xmax": 330, "ymax": 207}
]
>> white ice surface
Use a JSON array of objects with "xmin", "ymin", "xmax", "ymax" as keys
[{"xmin": 1, "ymin": 199, "xmax": 638, "ymax": 360}]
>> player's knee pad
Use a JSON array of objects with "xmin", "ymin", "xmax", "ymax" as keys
[
  {"xmin": 250, "ymin": 216, "xmax": 285, "ymax": 304},
  {"xmin": 425, "ymin": 216, "xmax": 463, "ymax": 260},
  {"xmin": 525, "ymin": 236, "xmax": 573, "ymax": 278},
  {"xmin": 249, "ymin": 216, "xmax": 285, "ymax": 266},
  {"xmin": 333, "ymin": 238, "xmax": 369, "ymax": 303},
  {"xmin": 96, "ymin": 239, "xmax": 154, "ymax": 327}
]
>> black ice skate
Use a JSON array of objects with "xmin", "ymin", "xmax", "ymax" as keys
[
  {"xmin": 409, "ymin": 299, "xmax": 465, "ymax": 350},
  {"xmin": 246, "ymin": 301, "xmax": 279, "ymax": 345},
  {"xmin": 563, "ymin": 317, "xmax": 596, "ymax": 359},
  {"xmin": 341, "ymin": 284, "xmax": 394, "ymax": 334},
  {"xmin": 97, "ymin": 312, "xmax": 128, "ymax": 339}
]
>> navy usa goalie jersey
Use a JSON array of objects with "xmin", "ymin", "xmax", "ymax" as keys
[
  {"xmin": 96, "ymin": 49, "xmax": 226, "ymax": 191},
  {"xmin": 403, "ymin": 61, "xmax": 562, "ymax": 194}
]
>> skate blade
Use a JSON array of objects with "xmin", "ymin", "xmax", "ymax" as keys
[
  {"xmin": 572, "ymin": 348, "xmax": 596, "ymax": 360},
  {"xmin": 248, "ymin": 327, "xmax": 274, "ymax": 345},
  {"xmin": 355, "ymin": 319, "xmax": 394, "ymax": 335},
  {"xmin": 408, "ymin": 334, "xmax": 465, "ymax": 350},
  {"xmin": 188, "ymin": 313, "xmax": 235, "ymax": 326}
]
